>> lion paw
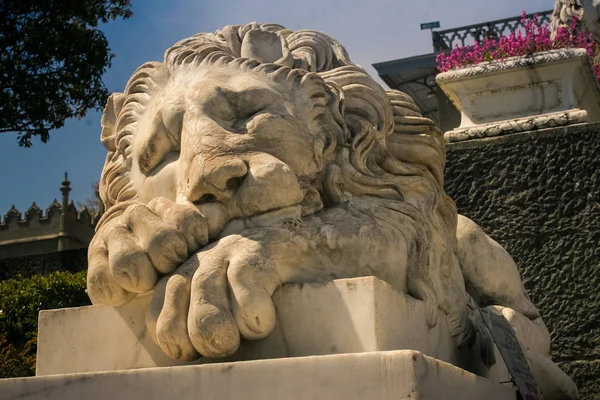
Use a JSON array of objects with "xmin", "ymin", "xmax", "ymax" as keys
[{"xmin": 145, "ymin": 232, "xmax": 283, "ymax": 360}]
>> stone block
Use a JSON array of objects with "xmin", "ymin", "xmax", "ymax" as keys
[
  {"xmin": 1, "ymin": 350, "xmax": 516, "ymax": 400},
  {"xmin": 437, "ymin": 50, "xmax": 600, "ymax": 142},
  {"xmin": 36, "ymin": 277, "xmax": 484, "ymax": 376}
]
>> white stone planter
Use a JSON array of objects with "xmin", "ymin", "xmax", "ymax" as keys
[{"xmin": 437, "ymin": 48, "xmax": 600, "ymax": 142}]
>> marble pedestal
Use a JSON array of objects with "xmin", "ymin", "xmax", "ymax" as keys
[
  {"xmin": 34, "ymin": 277, "xmax": 494, "ymax": 377},
  {"xmin": 0, "ymin": 350, "xmax": 515, "ymax": 400},
  {"xmin": 437, "ymin": 48, "xmax": 600, "ymax": 143},
  {"xmin": 0, "ymin": 277, "xmax": 516, "ymax": 399}
]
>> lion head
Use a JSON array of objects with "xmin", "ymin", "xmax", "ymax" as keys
[{"xmin": 96, "ymin": 23, "xmax": 472, "ymax": 346}]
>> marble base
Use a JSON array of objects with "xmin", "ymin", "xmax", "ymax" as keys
[
  {"xmin": 37, "ymin": 277, "xmax": 490, "ymax": 376},
  {"xmin": 1, "ymin": 350, "xmax": 516, "ymax": 400},
  {"xmin": 437, "ymin": 49, "xmax": 600, "ymax": 143}
]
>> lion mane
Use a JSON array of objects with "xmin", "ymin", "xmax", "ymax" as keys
[{"xmin": 97, "ymin": 23, "xmax": 473, "ymax": 346}]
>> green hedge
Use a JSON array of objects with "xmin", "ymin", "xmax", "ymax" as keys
[{"xmin": 0, "ymin": 271, "xmax": 90, "ymax": 378}]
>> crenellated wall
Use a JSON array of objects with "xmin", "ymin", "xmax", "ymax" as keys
[
  {"xmin": 0, "ymin": 175, "xmax": 101, "ymax": 259},
  {"xmin": 0, "ymin": 202, "xmax": 62, "ymax": 242}
]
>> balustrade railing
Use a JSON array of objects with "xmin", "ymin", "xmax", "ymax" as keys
[{"xmin": 432, "ymin": 10, "xmax": 553, "ymax": 52}]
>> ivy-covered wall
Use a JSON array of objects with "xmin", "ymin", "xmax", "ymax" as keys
[
  {"xmin": 0, "ymin": 248, "xmax": 87, "ymax": 281},
  {"xmin": 445, "ymin": 123, "xmax": 600, "ymax": 399}
]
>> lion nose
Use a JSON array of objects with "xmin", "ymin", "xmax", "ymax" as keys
[{"xmin": 186, "ymin": 157, "xmax": 248, "ymax": 204}]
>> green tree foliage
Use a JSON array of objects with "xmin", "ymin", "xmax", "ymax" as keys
[
  {"xmin": 0, "ymin": 271, "xmax": 90, "ymax": 377},
  {"xmin": 0, "ymin": 0, "xmax": 133, "ymax": 146}
]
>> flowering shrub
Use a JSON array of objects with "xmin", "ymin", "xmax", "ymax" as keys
[{"xmin": 436, "ymin": 12, "xmax": 600, "ymax": 80}]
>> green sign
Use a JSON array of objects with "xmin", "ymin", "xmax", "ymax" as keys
[{"xmin": 420, "ymin": 21, "xmax": 440, "ymax": 30}]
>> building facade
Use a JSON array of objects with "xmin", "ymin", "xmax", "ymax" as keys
[{"xmin": 0, "ymin": 174, "xmax": 99, "ymax": 260}]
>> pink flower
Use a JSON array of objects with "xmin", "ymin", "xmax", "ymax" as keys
[{"xmin": 436, "ymin": 11, "xmax": 600, "ymax": 82}]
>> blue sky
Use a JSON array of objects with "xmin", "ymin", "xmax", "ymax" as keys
[{"xmin": 0, "ymin": 0, "xmax": 552, "ymax": 214}]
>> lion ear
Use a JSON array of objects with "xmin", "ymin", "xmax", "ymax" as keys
[{"xmin": 100, "ymin": 93, "xmax": 126, "ymax": 152}]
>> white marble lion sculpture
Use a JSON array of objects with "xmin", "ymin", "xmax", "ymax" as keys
[{"xmin": 87, "ymin": 23, "xmax": 578, "ymax": 399}]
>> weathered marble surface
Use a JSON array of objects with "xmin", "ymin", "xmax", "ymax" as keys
[
  {"xmin": 437, "ymin": 49, "xmax": 600, "ymax": 143},
  {"xmin": 3, "ymin": 350, "xmax": 516, "ymax": 400},
  {"xmin": 81, "ymin": 23, "xmax": 578, "ymax": 398},
  {"xmin": 37, "ymin": 277, "xmax": 481, "ymax": 376}
]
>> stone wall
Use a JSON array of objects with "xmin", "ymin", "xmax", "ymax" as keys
[
  {"xmin": 0, "ymin": 202, "xmax": 97, "ymax": 259},
  {"xmin": 444, "ymin": 123, "xmax": 600, "ymax": 399},
  {"xmin": 0, "ymin": 248, "xmax": 88, "ymax": 281},
  {"xmin": 0, "ymin": 202, "xmax": 62, "ymax": 243}
]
